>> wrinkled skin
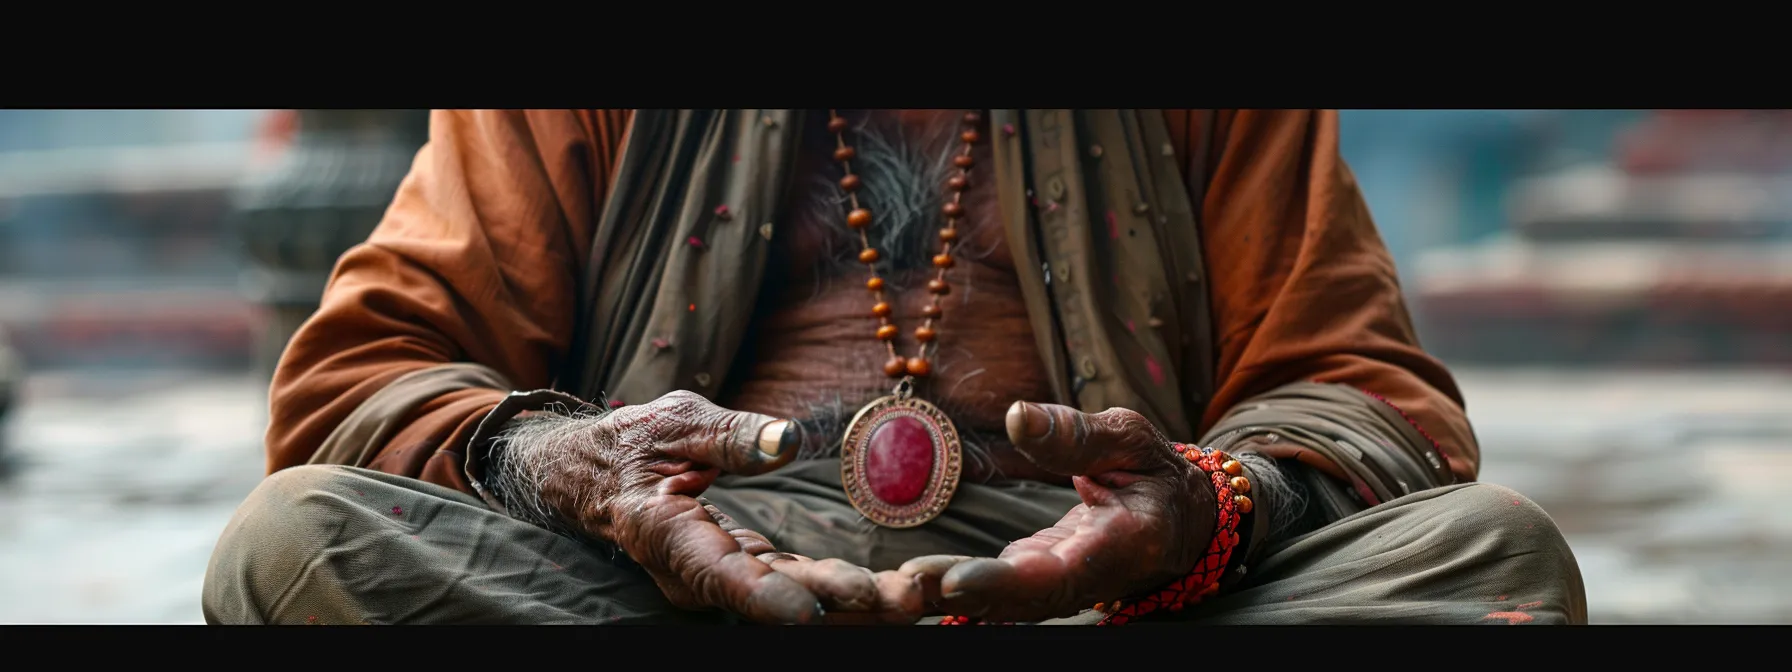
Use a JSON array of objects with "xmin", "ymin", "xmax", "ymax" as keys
[
  {"xmin": 889, "ymin": 401, "xmax": 1218, "ymax": 622},
  {"xmin": 542, "ymin": 389, "xmax": 1216, "ymax": 624},
  {"xmin": 538, "ymin": 389, "xmax": 890, "ymax": 624}
]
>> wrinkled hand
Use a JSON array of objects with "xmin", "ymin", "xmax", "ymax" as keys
[
  {"xmin": 537, "ymin": 390, "xmax": 888, "ymax": 624},
  {"xmin": 899, "ymin": 402, "xmax": 1217, "ymax": 622}
]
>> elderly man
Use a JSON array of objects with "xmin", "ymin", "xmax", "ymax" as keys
[{"xmin": 203, "ymin": 110, "xmax": 1586, "ymax": 625}]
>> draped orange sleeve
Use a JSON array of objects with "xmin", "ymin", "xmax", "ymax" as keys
[
  {"xmin": 1166, "ymin": 109, "xmax": 1480, "ymax": 483},
  {"xmin": 264, "ymin": 109, "xmax": 631, "ymax": 493}
]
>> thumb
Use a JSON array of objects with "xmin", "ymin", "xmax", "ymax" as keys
[
  {"xmin": 655, "ymin": 394, "xmax": 805, "ymax": 476},
  {"xmin": 1004, "ymin": 401, "xmax": 1163, "ymax": 476}
]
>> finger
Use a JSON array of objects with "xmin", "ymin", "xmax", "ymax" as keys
[
  {"xmin": 1004, "ymin": 402, "xmax": 1163, "ymax": 476},
  {"xmin": 699, "ymin": 500, "xmax": 778, "ymax": 555},
  {"xmin": 873, "ymin": 569, "xmax": 928, "ymax": 623},
  {"xmin": 813, "ymin": 569, "xmax": 930, "ymax": 625},
  {"xmin": 897, "ymin": 555, "xmax": 975, "ymax": 609},
  {"xmin": 938, "ymin": 552, "xmax": 1084, "ymax": 621},
  {"xmin": 762, "ymin": 556, "xmax": 882, "ymax": 613},
  {"xmin": 649, "ymin": 391, "xmax": 804, "ymax": 476},
  {"xmin": 642, "ymin": 500, "xmax": 823, "ymax": 624}
]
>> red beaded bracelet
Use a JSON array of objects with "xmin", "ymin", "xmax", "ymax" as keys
[{"xmin": 938, "ymin": 443, "xmax": 1250, "ymax": 626}]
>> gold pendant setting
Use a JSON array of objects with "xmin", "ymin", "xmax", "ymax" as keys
[{"xmin": 840, "ymin": 382, "xmax": 962, "ymax": 528}]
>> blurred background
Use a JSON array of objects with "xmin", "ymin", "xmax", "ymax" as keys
[{"xmin": 0, "ymin": 109, "xmax": 1786, "ymax": 623}]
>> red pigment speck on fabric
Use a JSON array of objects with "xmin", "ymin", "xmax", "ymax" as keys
[
  {"xmin": 1106, "ymin": 211, "xmax": 1119, "ymax": 239},
  {"xmin": 1145, "ymin": 356, "xmax": 1165, "ymax": 386},
  {"xmin": 391, "ymin": 506, "xmax": 403, "ymax": 516},
  {"xmin": 1518, "ymin": 601, "xmax": 1543, "ymax": 610},
  {"xmin": 687, "ymin": 236, "xmax": 704, "ymax": 248},
  {"xmin": 1483, "ymin": 611, "xmax": 1534, "ymax": 624},
  {"xmin": 1126, "ymin": 320, "xmax": 1136, "ymax": 333}
]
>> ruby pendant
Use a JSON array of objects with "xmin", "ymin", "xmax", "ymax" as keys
[{"xmin": 840, "ymin": 392, "xmax": 962, "ymax": 528}]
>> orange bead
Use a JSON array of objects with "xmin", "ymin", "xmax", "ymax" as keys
[
  {"xmin": 939, "ymin": 228, "xmax": 959, "ymax": 242},
  {"xmin": 1222, "ymin": 460, "xmax": 1242, "ymax": 476},
  {"xmin": 866, "ymin": 277, "xmax": 884, "ymax": 291},
  {"xmin": 942, "ymin": 202, "xmax": 964, "ymax": 218},
  {"xmin": 1235, "ymin": 495, "xmax": 1254, "ymax": 514},
  {"xmin": 927, "ymin": 278, "xmax": 950, "ymax": 295},
  {"xmin": 1210, "ymin": 450, "xmax": 1229, "ymax": 464},
  {"xmin": 834, "ymin": 146, "xmax": 856, "ymax": 162},
  {"xmin": 846, "ymin": 209, "xmax": 871, "ymax": 228},
  {"xmin": 921, "ymin": 303, "xmax": 942, "ymax": 318},
  {"xmin": 876, "ymin": 324, "xmax": 898, "ymax": 340},
  {"xmin": 947, "ymin": 175, "xmax": 968, "ymax": 191},
  {"xmin": 963, "ymin": 111, "xmax": 981, "ymax": 124},
  {"xmin": 915, "ymin": 326, "xmax": 936, "ymax": 342},
  {"xmin": 961, "ymin": 130, "xmax": 980, "ymax": 144},
  {"xmin": 827, "ymin": 117, "xmax": 848, "ymax": 133},
  {"xmin": 883, "ymin": 356, "xmax": 907, "ymax": 378},
  {"xmin": 872, "ymin": 302, "xmax": 892, "ymax": 317},
  {"xmin": 1229, "ymin": 476, "xmax": 1251, "ymax": 494},
  {"xmin": 905, "ymin": 357, "xmax": 931, "ymax": 377},
  {"xmin": 933, "ymin": 254, "xmax": 954, "ymax": 269},
  {"xmin": 859, "ymin": 248, "xmax": 879, "ymax": 264},
  {"xmin": 839, "ymin": 174, "xmax": 861, "ymax": 192},
  {"xmin": 953, "ymin": 155, "xmax": 974, "ymax": 169}
]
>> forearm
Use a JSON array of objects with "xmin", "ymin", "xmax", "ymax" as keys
[
  {"xmin": 480, "ymin": 410, "xmax": 607, "ymax": 537},
  {"xmin": 1231, "ymin": 452, "xmax": 1327, "ymax": 548}
]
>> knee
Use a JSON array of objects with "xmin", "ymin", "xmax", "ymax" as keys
[
  {"xmin": 1445, "ymin": 483, "xmax": 1565, "ymax": 539},
  {"xmin": 1434, "ymin": 483, "xmax": 1585, "ymax": 610},
  {"xmin": 202, "ymin": 465, "xmax": 367, "ymax": 623}
]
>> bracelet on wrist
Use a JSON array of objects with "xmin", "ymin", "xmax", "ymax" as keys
[{"xmin": 937, "ymin": 443, "xmax": 1251, "ymax": 626}]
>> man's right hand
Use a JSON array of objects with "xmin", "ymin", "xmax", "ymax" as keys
[{"xmin": 534, "ymin": 390, "xmax": 900, "ymax": 624}]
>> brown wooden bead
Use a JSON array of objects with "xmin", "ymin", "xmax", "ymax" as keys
[
  {"xmin": 947, "ymin": 175, "xmax": 968, "ymax": 191},
  {"xmin": 921, "ymin": 304, "xmax": 942, "ymax": 318},
  {"xmin": 846, "ymin": 208, "xmax": 872, "ymax": 228},
  {"xmin": 953, "ymin": 155, "xmax": 974, "ymax": 169},
  {"xmin": 828, "ymin": 117, "xmax": 848, "ymax": 133},
  {"xmin": 927, "ymin": 278, "xmax": 950, "ymax": 295},
  {"xmin": 834, "ymin": 146, "xmax": 856, "ymax": 162},
  {"xmin": 963, "ymin": 111, "xmax": 981, "ymax": 124},
  {"xmin": 1229, "ymin": 476, "xmax": 1251, "ymax": 494},
  {"xmin": 884, "ymin": 356, "xmax": 908, "ymax": 378},
  {"xmin": 915, "ymin": 326, "xmax": 937, "ymax": 342},
  {"xmin": 1222, "ymin": 459, "xmax": 1243, "ymax": 476},
  {"xmin": 1235, "ymin": 495, "xmax": 1254, "ymax": 514},
  {"xmin": 905, "ymin": 357, "xmax": 932, "ymax": 377},
  {"xmin": 942, "ymin": 202, "xmax": 964, "ymax": 218},
  {"xmin": 876, "ymin": 324, "xmax": 898, "ymax": 340},
  {"xmin": 961, "ymin": 130, "xmax": 980, "ymax": 144},
  {"xmin": 858, "ymin": 248, "xmax": 880, "ymax": 263},
  {"xmin": 939, "ymin": 228, "xmax": 959, "ymax": 242},
  {"xmin": 866, "ymin": 277, "xmax": 884, "ymax": 291},
  {"xmin": 932, "ymin": 254, "xmax": 954, "ymax": 269},
  {"xmin": 872, "ymin": 302, "xmax": 892, "ymax": 317},
  {"xmin": 839, "ymin": 174, "xmax": 861, "ymax": 191}
]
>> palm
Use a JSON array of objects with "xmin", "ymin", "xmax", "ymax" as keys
[{"xmin": 897, "ymin": 402, "xmax": 1216, "ymax": 623}]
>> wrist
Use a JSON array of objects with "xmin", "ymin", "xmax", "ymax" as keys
[
  {"xmin": 486, "ymin": 411, "xmax": 608, "ymax": 539},
  {"xmin": 1097, "ymin": 444, "xmax": 1249, "ymax": 625}
]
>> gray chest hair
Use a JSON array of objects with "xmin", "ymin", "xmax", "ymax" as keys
[{"xmin": 795, "ymin": 115, "xmax": 962, "ymax": 275}]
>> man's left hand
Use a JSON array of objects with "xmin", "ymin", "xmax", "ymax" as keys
[{"xmin": 898, "ymin": 402, "xmax": 1218, "ymax": 622}]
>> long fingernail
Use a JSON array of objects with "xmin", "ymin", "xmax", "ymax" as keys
[
  {"xmin": 759, "ymin": 420, "xmax": 801, "ymax": 458},
  {"xmin": 1006, "ymin": 401, "xmax": 1052, "ymax": 440}
]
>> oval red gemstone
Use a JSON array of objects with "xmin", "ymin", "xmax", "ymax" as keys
[{"xmin": 864, "ymin": 416, "xmax": 936, "ymax": 505}]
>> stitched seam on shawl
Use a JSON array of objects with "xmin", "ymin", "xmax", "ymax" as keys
[{"xmin": 1347, "ymin": 383, "xmax": 1451, "ymax": 472}]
